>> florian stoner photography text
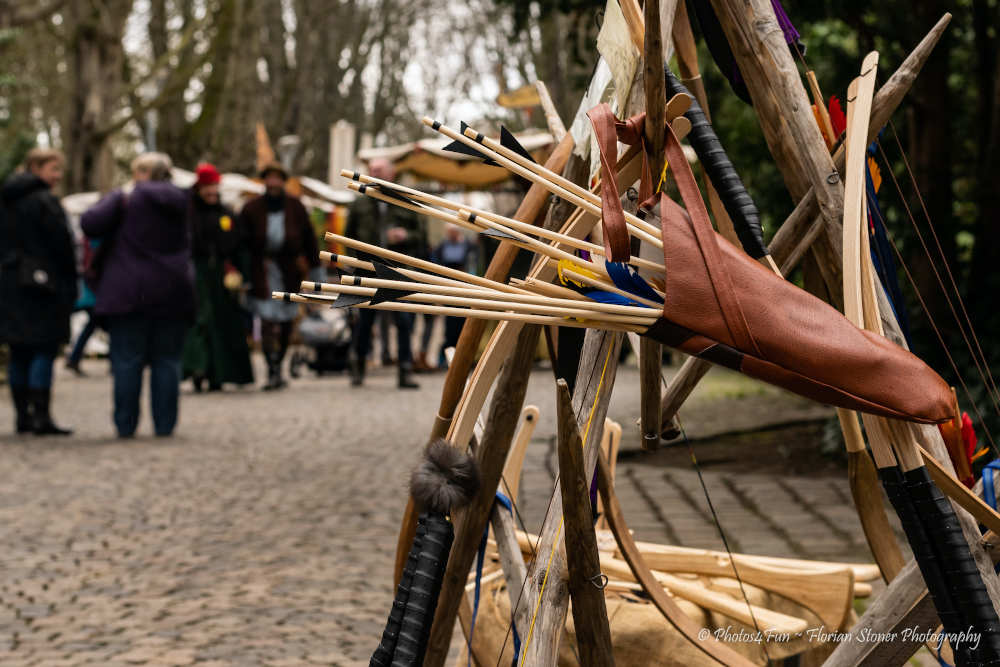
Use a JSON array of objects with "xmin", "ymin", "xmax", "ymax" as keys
[{"xmin": 699, "ymin": 625, "xmax": 983, "ymax": 649}]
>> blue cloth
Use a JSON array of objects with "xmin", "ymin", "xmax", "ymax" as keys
[
  {"xmin": 7, "ymin": 343, "xmax": 56, "ymax": 389},
  {"xmin": 107, "ymin": 314, "xmax": 188, "ymax": 437},
  {"xmin": 469, "ymin": 492, "xmax": 519, "ymax": 667},
  {"xmin": 865, "ymin": 144, "xmax": 912, "ymax": 345},
  {"xmin": 983, "ymin": 462, "xmax": 1000, "ymax": 510},
  {"xmin": 604, "ymin": 262, "xmax": 663, "ymax": 304},
  {"xmin": 584, "ymin": 289, "xmax": 643, "ymax": 307},
  {"xmin": 250, "ymin": 211, "xmax": 312, "ymax": 322},
  {"xmin": 74, "ymin": 280, "xmax": 96, "ymax": 311},
  {"xmin": 433, "ymin": 238, "xmax": 478, "ymax": 272}
]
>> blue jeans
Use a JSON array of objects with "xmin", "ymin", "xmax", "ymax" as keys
[
  {"xmin": 8, "ymin": 343, "xmax": 56, "ymax": 389},
  {"xmin": 107, "ymin": 315, "xmax": 188, "ymax": 437},
  {"xmin": 68, "ymin": 309, "xmax": 97, "ymax": 365}
]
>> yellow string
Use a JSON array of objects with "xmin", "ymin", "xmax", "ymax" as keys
[
  {"xmin": 518, "ymin": 342, "xmax": 614, "ymax": 664},
  {"xmin": 656, "ymin": 157, "xmax": 670, "ymax": 194}
]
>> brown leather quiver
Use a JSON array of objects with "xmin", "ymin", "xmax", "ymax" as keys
[{"xmin": 587, "ymin": 103, "xmax": 953, "ymax": 425}]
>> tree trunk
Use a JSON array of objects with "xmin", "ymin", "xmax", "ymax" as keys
[{"xmin": 64, "ymin": 0, "xmax": 131, "ymax": 192}]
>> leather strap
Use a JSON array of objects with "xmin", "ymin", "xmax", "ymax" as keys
[
  {"xmin": 586, "ymin": 102, "xmax": 760, "ymax": 357},
  {"xmin": 586, "ymin": 103, "xmax": 653, "ymax": 263},
  {"xmin": 659, "ymin": 124, "xmax": 761, "ymax": 357}
]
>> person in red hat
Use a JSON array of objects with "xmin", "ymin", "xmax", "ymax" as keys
[{"xmin": 180, "ymin": 162, "xmax": 254, "ymax": 391}]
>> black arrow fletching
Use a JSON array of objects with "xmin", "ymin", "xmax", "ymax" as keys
[
  {"xmin": 371, "ymin": 183, "xmax": 419, "ymax": 208},
  {"xmin": 480, "ymin": 227, "xmax": 520, "ymax": 243},
  {"xmin": 499, "ymin": 125, "xmax": 536, "ymax": 164},
  {"xmin": 331, "ymin": 292, "xmax": 371, "ymax": 309},
  {"xmin": 441, "ymin": 121, "xmax": 500, "ymax": 166},
  {"xmin": 369, "ymin": 288, "xmax": 418, "ymax": 306},
  {"xmin": 373, "ymin": 261, "xmax": 416, "ymax": 283}
]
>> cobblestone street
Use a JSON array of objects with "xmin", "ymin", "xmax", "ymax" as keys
[{"xmin": 0, "ymin": 355, "xmax": 883, "ymax": 666}]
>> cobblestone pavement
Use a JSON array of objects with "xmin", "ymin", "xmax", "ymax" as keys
[{"xmin": 0, "ymin": 355, "xmax": 888, "ymax": 665}]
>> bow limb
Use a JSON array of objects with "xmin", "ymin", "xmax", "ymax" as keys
[
  {"xmin": 837, "ymin": 62, "xmax": 904, "ymax": 582},
  {"xmin": 595, "ymin": 450, "xmax": 756, "ymax": 667}
]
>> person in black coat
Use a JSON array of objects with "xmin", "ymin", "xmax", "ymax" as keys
[
  {"xmin": 181, "ymin": 163, "xmax": 254, "ymax": 391},
  {"xmin": 0, "ymin": 148, "xmax": 77, "ymax": 435}
]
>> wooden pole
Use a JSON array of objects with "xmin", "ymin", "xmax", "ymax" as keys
[
  {"xmin": 518, "ymin": 331, "xmax": 623, "ymax": 666},
  {"xmin": 534, "ymin": 80, "xmax": 566, "ymax": 141},
  {"xmin": 422, "ymin": 145, "xmax": 648, "ymax": 667},
  {"xmin": 767, "ymin": 13, "xmax": 952, "ymax": 279},
  {"xmin": 555, "ymin": 379, "xmax": 616, "ymax": 667},
  {"xmin": 639, "ymin": 0, "xmax": 666, "ymax": 453}
]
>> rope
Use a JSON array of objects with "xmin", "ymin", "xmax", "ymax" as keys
[
  {"xmin": 872, "ymin": 143, "xmax": 1000, "ymax": 458},
  {"xmin": 677, "ymin": 413, "xmax": 773, "ymax": 666},
  {"xmin": 885, "ymin": 118, "xmax": 1000, "ymax": 410}
]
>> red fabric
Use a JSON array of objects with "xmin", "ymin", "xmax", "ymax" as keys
[
  {"xmin": 196, "ymin": 163, "xmax": 221, "ymax": 186},
  {"xmin": 962, "ymin": 412, "xmax": 978, "ymax": 459},
  {"xmin": 828, "ymin": 96, "xmax": 846, "ymax": 138}
]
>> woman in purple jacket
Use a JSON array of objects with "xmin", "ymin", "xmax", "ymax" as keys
[{"xmin": 81, "ymin": 152, "xmax": 195, "ymax": 438}]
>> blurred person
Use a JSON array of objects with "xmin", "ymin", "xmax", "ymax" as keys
[
  {"xmin": 65, "ymin": 237, "xmax": 100, "ymax": 376},
  {"xmin": 81, "ymin": 152, "xmax": 194, "ymax": 438},
  {"xmin": 181, "ymin": 163, "xmax": 254, "ymax": 392},
  {"xmin": 344, "ymin": 158, "xmax": 426, "ymax": 389},
  {"xmin": 241, "ymin": 162, "xmax": 320, "ymax": 391},
  {"xmin": 433, "ymin": 224, "xmax": 478, "ymax": 366},
  {"xmin": 0, "ymin": 148, "xmax": 77, "ymax": 435},
  {"xmin": 414, "ymin": 312, "xmax": 437, "ymax": 372}
]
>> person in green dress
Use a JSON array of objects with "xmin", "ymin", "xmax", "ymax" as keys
[{"xmin": 181, "ymin": 163, "xmax": 254, "ymax": 391}]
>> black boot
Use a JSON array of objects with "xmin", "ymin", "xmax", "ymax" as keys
[
  {"xmin": 398, "ymin": 363, "xmax": 419, "ymax": 390},
  {"xmin": 349, "ymin": 354, "xmax": 365, "ymax": 387},
  {"xmin": 263, "ymin": 358, "xmax": 286, "ymax": 391},
  {"xmin": 11, "ymin": 385, "xmax": 32, "ymax": 434},
  {"xmin": 29, "ymin": 387, "xmax": 72, "ymax": 436}
]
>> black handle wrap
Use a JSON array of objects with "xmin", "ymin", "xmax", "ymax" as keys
[
  {"xmin": 905, "ymin": 466, "xmax": 1000, "ymax": 663},
  {"xmin": 664, "ymin": 70, "xmax": 769, "ymax": 259},
  {"xmin": 370, "ymin": 518, "xmax": 427, "ymax": 667},
  {"xmin": 879, "ymin": 466, "xmax": 977, "ymax": 665},
  {"xmin": 391, "ymin": 512, "xmax": 454, "ymax": 666}
]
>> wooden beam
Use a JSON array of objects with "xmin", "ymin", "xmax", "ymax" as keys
[
  {"xmin": 489, "ymin": 499, "xmax": 529, "ymax": 641},
  {"xmin": 556, "ymin": 379, "xmax": 616, "ymax": 666},
  {"xmin": 709, "ymin": 0, "xmax": 843, "ymax": 231}
]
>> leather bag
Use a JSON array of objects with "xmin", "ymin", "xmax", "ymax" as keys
[{"xmin": 586, "ymin": 103, "xmax": 953, "ymax": 424}]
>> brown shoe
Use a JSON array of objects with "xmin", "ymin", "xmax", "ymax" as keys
[{"xmin": 413, "ymin": 353, "xmax": 432, "ymax": 373}]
